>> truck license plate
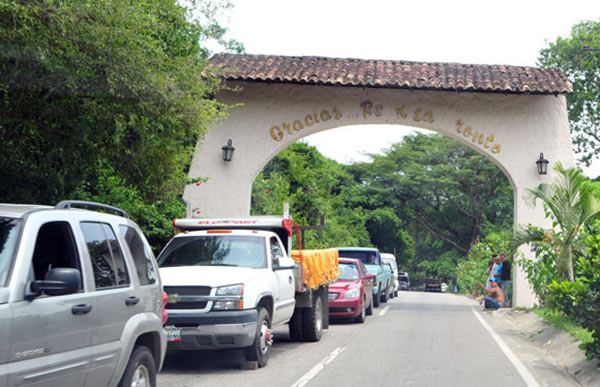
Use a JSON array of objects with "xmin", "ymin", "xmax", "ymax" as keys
[{"xmin": 166, "ymin": 327, "xmax": 181, "ymax": 342}]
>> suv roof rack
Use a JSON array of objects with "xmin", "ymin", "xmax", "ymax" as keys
[{"xmin": 55, "ymin": 200, "xmax": 129, "ymax": 219}]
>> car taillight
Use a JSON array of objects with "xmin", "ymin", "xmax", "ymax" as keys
[{"xmin": 162, "ymin": 290, "xmax": 168, "ymax": 325}]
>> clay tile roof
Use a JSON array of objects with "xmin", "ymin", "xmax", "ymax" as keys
[{"xmin": 209, "ymin": 53, "xmax": 572, "ymax": 95}]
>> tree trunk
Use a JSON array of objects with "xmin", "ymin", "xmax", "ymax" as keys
[{"xmin": 566, "ymin": 248, "xmax": 574, "ymax": 282}]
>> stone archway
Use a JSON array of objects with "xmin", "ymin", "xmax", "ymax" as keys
[{"xmin": 184, "ymin": 54, "xmax": 574, "ymax": 307}]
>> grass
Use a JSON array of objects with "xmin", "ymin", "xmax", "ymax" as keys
[{"xmin": 532, "ymin": 307, "xmax": 594, "ymax": 345}]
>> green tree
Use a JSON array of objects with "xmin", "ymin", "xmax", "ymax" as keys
[
  {"xmin": 514, "ymin": 163, "xmax": 600, "ymax": 281},
  {"xmin": 0, "ymin": 0, "xmax": 240, "ymax": 250},
  {"xmin": 0, "ymin": 0, "xmax": 238, "ymax": 203},
  {"xmin": 538, "ymin": 20, "xmax": 600, "ymax": 166},
  {"xmin": 350, "ymin": 133, "xmax": 513, "ymax": 255}
]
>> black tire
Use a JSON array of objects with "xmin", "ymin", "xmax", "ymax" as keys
[
  {"xmin": 244, "ymin": 307, "xmax": 271, "ymax": 367},
  {"xmin": 373, "ymin": 287, "xmax": 381, "ymax": 308},
  {"xmin": 366, "ymin": 297, "xmax": 373, "ymax": 315},
  {"xmin": 118, "ymin": 345, "xmax": 156, "ymax": 387},
  {"xmin": 390, "ymin": 286, "xmax": 395, "ymax": 299},
  {"xmin": 354, "ymin": 299, "xmax": 366, "ymax": 323},
  {"xmin": 288, "ymin": 308, "xmax": 303, "ymax": 342},
  {"xmin": 302, "ymin": 294, "xmax": 323, "ymax": 342},
  {"xmin": 394, "ymin": 289, "xmax": 399, "ymax": 297},
  {"xmin": 381, "ymin": 284, "xmax": 389, "ymax": 303}
]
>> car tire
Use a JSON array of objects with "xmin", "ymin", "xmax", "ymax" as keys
[
  {"xmin": 288, "ymin": 308, "xmax": 303, "ymax": 342},
  {"xmin": 394, "ymin": 289, "xmax": 399, "ymax": 297},
  {"xmin": 244, "ymin": 307, "xmax": 271, "ymax": 367},
  {"xmin": 366, "ymin": 298, "xmax": 373, "ymax": 315},
  {"xmin": 302, "ymin": 294, "xmax": 323, "ymax": 342},
  {"xmin": 354, "ymin": 299, "xmax": 366, "ymax": 323},
  {"xmin": 390, "ymin": 286, "xmax": 395, "ymax": 299},
  {"xmin": 373, "ymin": 288, "xmax": 380, "ymax": 308},
  {"xmin": 118, "ymin": 345, "xmax": 156, "ymax": 387},
  {"xmin": 381, "ymin": 285, "xmax": 389, "ymax": 303}
]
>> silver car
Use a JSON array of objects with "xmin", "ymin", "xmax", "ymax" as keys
[{"xmin": 0, "ymin": 201, "xmax": 167, "ymax": 387}]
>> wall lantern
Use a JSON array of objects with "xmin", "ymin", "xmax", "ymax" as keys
[
  {"xmin": 536, "ymin": 153, "xmax": 549, "ymax": 175},
  {"xmin": 222, "ymin": 139, "xmax": 235, "ymax": 162}
]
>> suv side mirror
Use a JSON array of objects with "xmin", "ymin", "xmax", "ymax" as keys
[
  {"xmin": 28, "ymin": 268, "xmax": 81, "ymax": 299},
  {"xmin": 365, "ymin": 273, "xmax": 375, "ymax": 281},
  {"xmin": 273, "ymin": 257, "xmax": 295, "ymax": 271}
]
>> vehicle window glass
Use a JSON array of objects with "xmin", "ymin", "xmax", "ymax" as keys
[
  {"xmin": 120, "ymin": 225, "xmax": 156, "ymax": 285},
  {"xmin": 337, "ymin": 250, "xmax": 379, "ymax": 265},
  {"xmin": 158, "ymin": 235, "xmax": 267, "ymax": 269},
  {"xmin": 81, "ymin": 222, "xmax": 130, "ymax": 289},
  {"xmin": 31, "ymin": 222, "xmax": 82, "ymax": 289},
  {"xmin": 269, "ymin": 236, "xmax": 284, "ymax": 265},
  {"xmin": 338, "ymin": 262, "xmax": 360, "ymax": 280},
  {"xmin": 0, "ymin": 217, "xmax": 21, "ymax": 287},
  {"xmin": 359, "ymin": 261, "xmax": 368, "ymax": 277}
]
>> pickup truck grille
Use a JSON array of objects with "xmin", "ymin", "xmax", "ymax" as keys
[{"xmin": 164, "ymin": 286, "xmax": 211, "ymax": 309}]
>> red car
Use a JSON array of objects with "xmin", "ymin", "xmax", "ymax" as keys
[{"xmin": 328, "ymin": 258, "xmax": 374, "ymax": 323}]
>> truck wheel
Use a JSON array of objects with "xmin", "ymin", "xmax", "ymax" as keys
[
  {"xmin": 118, "ymin": 345, "xmax": 156, "ymax": 387},
  {"xmin": 381, "ymin": 285, "xmax": 389, "ymax": 303},
  {"xmin": 302, "ymin": 294, "xmax": 323, "ymax": 342},
  {"xmin": 389, "ymin": 286, "xmax": 395, "ymax": 299},
  {"xmin": 354, "ymin": 299, "xmax": 366, "ymax": 323},
  {"xmin": 288, "ymin": 308, "xmax": 303, "ymax": 342},
  {"xmin": 373, "ymin": 288, "xmax": 380, "ymax": 308},
  {"xmin": 244, "ymin": 307, "xmax": 271, "ymax": 368},
  {"xmin": 394, "ymin": 289, "xmax": 399, "ymax": 298},
  {"xmin": 366, "ymin": 297, "xmax": 373, "ymax": 315}
]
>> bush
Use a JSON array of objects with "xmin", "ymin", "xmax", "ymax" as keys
[{"xmin": 519, "ymin": 241, "xmax": 559, "ymax": 307}]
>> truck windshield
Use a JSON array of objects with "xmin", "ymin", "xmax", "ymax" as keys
[
  {"xmin": 158, "ymin": 235, "xmax": 267, "ymax": 269},
  {"xmin": 0, "ymin": 217, "xmax": 21, "ymax": 287},
  {"xmin": 338, "ymin": 250, "xmax": 379, "ymax": 265}
]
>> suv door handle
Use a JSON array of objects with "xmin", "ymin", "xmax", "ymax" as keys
[
  {"xmin": 125, "ymin": 296, "xmax": 140, "ymax": 306},
  {"xmin": 72, "ymin": 304, "xmax": 92, "ymax": 315}
]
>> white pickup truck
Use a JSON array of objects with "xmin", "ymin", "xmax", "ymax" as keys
[{"xmin": 157, "ymin": 213, "xmax": 337, "ymax": 367}]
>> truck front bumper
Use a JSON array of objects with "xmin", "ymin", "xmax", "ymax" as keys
[{"xmin": 165, "ymin": 309, "xmax": 257, "ymax": 350}]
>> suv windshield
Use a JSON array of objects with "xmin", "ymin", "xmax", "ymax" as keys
[
  {"xmin": 338, "ymin": 250, "xmax": 380, "ymax": 265},
  {"xmin": 158, "ymin": 235, "xmax": 267, "ymax": 269},
  {"xmin": 0, "ymin": 217, "xmax": 21, "ymax": 287}
]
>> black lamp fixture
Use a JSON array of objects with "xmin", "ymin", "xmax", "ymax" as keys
[
  {"xmin": 222, "ymin": 139, "xmax": 235, "ymax": 162},
  {"xmin": 536, "ymin": 152, "xmax": 549, "ymax": 175}
]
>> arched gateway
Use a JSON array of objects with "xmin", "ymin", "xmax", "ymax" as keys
[{"xmin": 185, "ymin": 53, "xmax": 574, "ymax": 308}]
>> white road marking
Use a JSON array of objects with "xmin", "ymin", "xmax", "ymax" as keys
[
  {"xmin": 470, "ymin": 307, "xmax": 540, "ymax": 387},
  {"xmin": 290, "ymin": 346, "xmax": 346, "ymax": 387},
  {"xmin": 378, "ymin": 305, "xmax": 390, "ymax": 316}
]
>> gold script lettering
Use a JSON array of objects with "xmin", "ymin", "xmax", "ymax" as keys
[
  {"xmin": 333, "ymin": 107, "xmax": 343, "ymax": 120},
  {"xmin": 361, "ymin": 101, "xmax": 373, "ymax": 117},
  {"xmin": 491, "ymin": 144, "xmax": 502, "ymax": 153},
  {"xmin": 282, "ymin": 122, "xmax": 292, "ymax": 134},
  {"xmin": 464, "ymin": 126, "xmax": 472, "ymax": 136},
  {"xmin": 457, "ymin": 119, "xmax": 464, "ymax": 133},
  {"xmin": 396, "ymin": 107, "xmax": 407, "ymax": 119},
  {"xmin": 484, "ymin": 135, "xmax": 495, "ymax": 148},
  {"xmin": 270, "ymin": 126, "xmax": 284, "ymax": 141},
  {"xmin": 413, "ymin": 109, "xmax": 422, "ymax": 122},
  {"xmin": 320, "ymin": 110, "xmax": 331, "ymax": 121},
  {"xmin": 293, "ymin": 120, "xmax": 304, "ymax": 131},
  {"xmin": 305, "ymin": 115, "xmax": 314, "ymax": 127}
]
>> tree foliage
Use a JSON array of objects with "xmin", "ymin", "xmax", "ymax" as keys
[
  {"xmin": 538, "ymin": 20, "xmax": 600, "ymax": 166},
  {"xmin": 0, "ymin": 0, "xmax": 240, "ymax": 251},
  {"xmin": 0, "ymin": 0, "xmax": 236, "ymax": 204}
]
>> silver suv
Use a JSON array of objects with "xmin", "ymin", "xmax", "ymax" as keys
[{"xmin": 0, "ymin": 201, "xmax": 167, "ymax": 387}]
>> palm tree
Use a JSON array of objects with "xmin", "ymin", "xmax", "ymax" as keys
[{"xmin": 513, "ymin": 163, "xmax": 600, "ymax": 281}]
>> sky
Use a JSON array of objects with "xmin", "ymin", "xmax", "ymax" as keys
[{"xmin": 219, "ymin": 0, "xmax": 600, "ymax": 176}]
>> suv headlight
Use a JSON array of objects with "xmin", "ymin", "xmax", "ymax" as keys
[
  {"xmin": 213, "ymin": 284, "xmax": 244, "ymax": 310},
  {"xmin": 343, "ymin": 288, "xmax": 360, "ymax": 299}
]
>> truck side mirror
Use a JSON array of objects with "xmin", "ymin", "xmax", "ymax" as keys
[
  {"xmin": 273, "ymin": 257, "xmax": 295, "ymax": 271},
  {"xmin": 365, "ymin": 273, "xmax": 375, "ymax": 281},
  {"xmin": 27, "ymin": 268, "xmax": 81, "ymax": 300}
]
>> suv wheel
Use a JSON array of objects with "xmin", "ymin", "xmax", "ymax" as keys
[
  {"xmin": 366, "ymin": 297, "xmax": 373, "ymax": 315},
  {"xmin": 373, "ymin": 288, "xmax": 380, "ymax": 307},
  {"xmin": 118, "ymin": 345, "xmax": 156, "ymax": 387},
  {"xmin": 244, "ymin": 307, "xmax": 271, "ymax": 367}
]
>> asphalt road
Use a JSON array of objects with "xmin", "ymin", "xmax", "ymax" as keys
[{"xmin": 158, "ymin": 292, "xmax": 533, "ymax": 387}]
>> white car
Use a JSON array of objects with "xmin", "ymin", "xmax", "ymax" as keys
[{"xmin": 381, "ymin": 253, "xmax": 399, "ymax": 297}]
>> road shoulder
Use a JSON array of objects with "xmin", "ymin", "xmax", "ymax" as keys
[{"xmin": 463, "ymin": 296, "xmax": 600, "ymax": 387}]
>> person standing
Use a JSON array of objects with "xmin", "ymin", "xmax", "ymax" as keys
[
  {"xmin": 451, "ymin": 275, "xmax": 458, "ymax": 294},
  {"xmin": 500, "ymin": 253, "xmax": 512, "ymax": 307}
]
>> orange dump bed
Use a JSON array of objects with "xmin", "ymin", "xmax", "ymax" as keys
[{"xmin": 291, "ymin": 249, "xmax": 339, "ymax": 290}]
